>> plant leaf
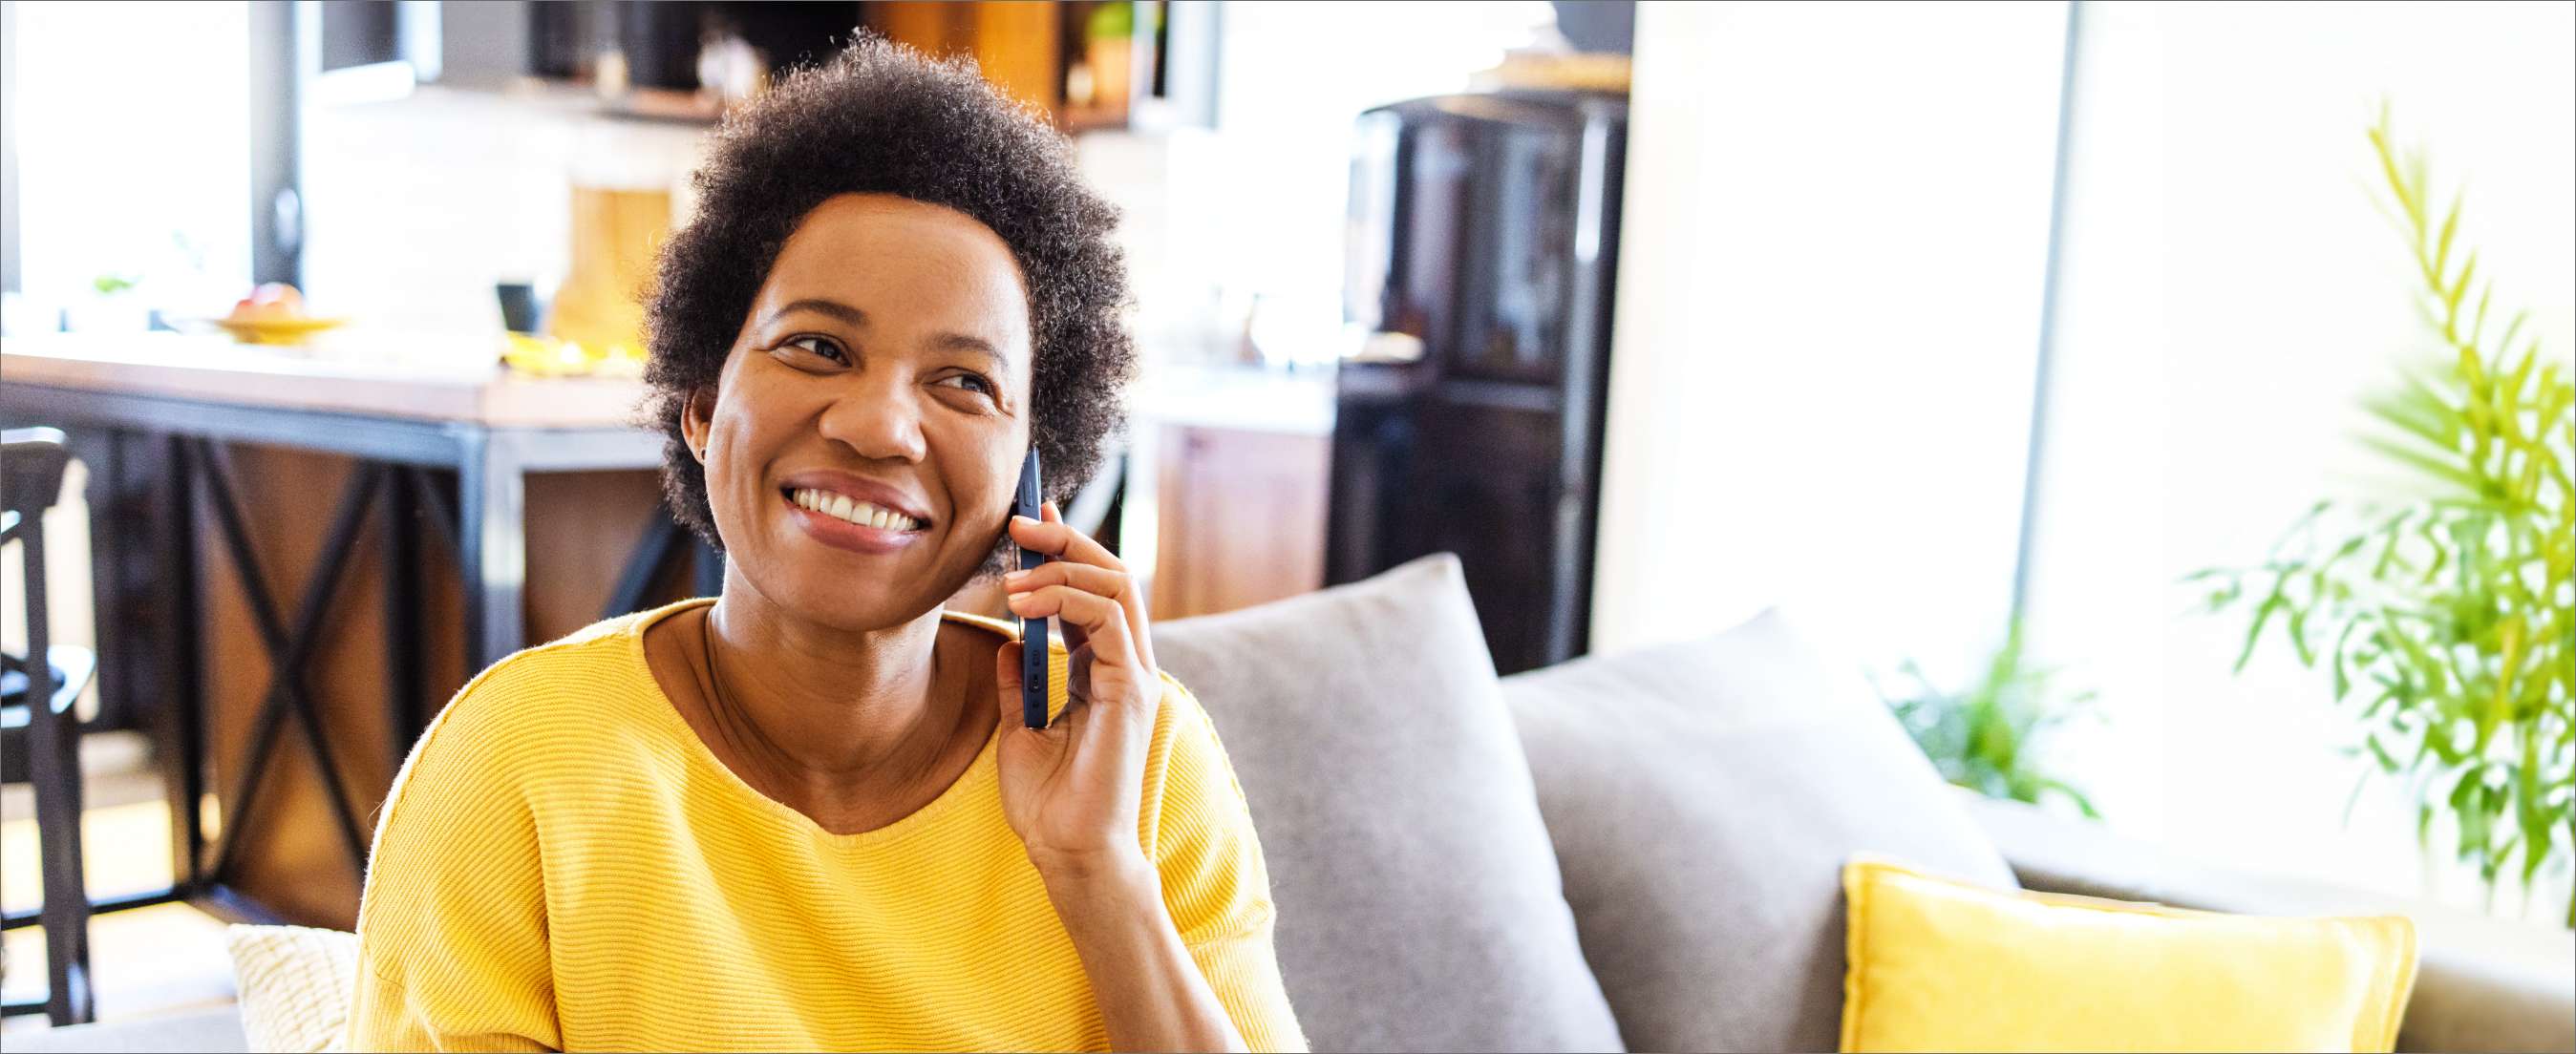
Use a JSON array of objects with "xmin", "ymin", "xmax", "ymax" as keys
[
  {"xmin": 2205, "ymin": 109, "xmax": 2574, "ymax": 919},
  {"xmin": 2435, "ymin": 192, "xmax": 2460, "ymax": 282}
]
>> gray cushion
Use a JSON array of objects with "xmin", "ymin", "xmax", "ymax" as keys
[
  {"xmin": 2, "ymin": 1006, "xmax": 249, "ymax": 1053},
  {"xmin": 1501, "ymin": 609, "xmax": 2017, "ymax": 1054},
  {"xmin": 1154, "ymin": 554, "xmax": 1626, "ymax": 1053}
]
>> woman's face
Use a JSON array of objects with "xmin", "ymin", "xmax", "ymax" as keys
[{"xmin": 685, "ymin": 193, "xmax": 1034, "ymax": 631}]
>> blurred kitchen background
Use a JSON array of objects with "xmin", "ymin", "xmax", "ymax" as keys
[{"xmin": 2, "ymin": 0, "xmax": 2570, "ymax": 1032}]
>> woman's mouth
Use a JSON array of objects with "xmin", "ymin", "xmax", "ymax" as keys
[{"xmin": 782, "ymin": 487, "xmax": 930, "ymax": 554}]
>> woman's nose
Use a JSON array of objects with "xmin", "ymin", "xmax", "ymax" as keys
[{"xmin": 815, "ymin": 375, "xmax": 929, "ymax": 463}]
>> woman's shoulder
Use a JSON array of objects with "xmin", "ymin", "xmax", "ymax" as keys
[
  {"xmin": 1148, "ymin": 668, "xmax": 1216, "ymax": 742},
  {"xmin": 1137, "ymin": 668, "xmax": 1279, "ymax": 945},
  {"xmin": 404, "ymin": 603, "xmax": 683, "ymax": 780},
  {"xmin": 365, "ymin": 609, "xmax": 680, "ymax": 878},
  {"xmin": 1139, "ymin": 669, "xmax": 1257, "ymax": 837}
]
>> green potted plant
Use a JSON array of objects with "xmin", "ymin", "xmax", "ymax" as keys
[
  {"xmin": 2195, "ymin": 106, "xmax": 2575, "ymax": 926},
  {"xmin": 1874, "ymin": 620, "xmax": 2102, "ymax": 819}
]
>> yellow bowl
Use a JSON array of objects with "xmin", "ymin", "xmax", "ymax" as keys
[
  {"xmin": 499, "ymin": 332, "xmax": 648, "ymax": 377},
  {"xmin": 213, "ymin": 316, "xmax": 347, "ymax": 346}
]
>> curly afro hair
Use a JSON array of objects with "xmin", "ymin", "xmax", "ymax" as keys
[{"xmin": 642, "ymin": 35, "xmax": 1134, "ymax": 560}]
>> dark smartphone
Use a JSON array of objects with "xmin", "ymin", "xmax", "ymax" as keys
[{"xmin": 1012, "ymin": 448, "xmax": 1050, "ymax": 728}]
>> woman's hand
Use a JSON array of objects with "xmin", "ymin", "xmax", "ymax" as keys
[
  {"xmin": 993, "ymin": 500, "xmax": 1163, "ymax": 879},
  {"xmin": 991, "ymin": 504, "xmax": 1250, "ymax": 1052}
]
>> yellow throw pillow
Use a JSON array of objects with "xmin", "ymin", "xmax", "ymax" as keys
[
  {"xmin": 1841, "ymin": 857, "xmax": 2417, "ymax": 1053},
  {"xmin": 225, "ymin": 923, "xmax": 359, "ymax": 1054}
]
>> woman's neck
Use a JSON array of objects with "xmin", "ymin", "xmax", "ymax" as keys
[{"xmin": 692, "ymin": 572, "xmax": 990, "ymax": 830}]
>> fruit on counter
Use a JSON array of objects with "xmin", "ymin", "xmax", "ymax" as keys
[
  {"xmin": 209, "ymin": 282, "xmax": 344, "ymax": 346},
  {"xmin": 499, "ymin": 331, "xmax": 648, "ymax": 378},
  {"xmin": 227, "ymin": 283, "xmax": 307, "ymax": 322}
]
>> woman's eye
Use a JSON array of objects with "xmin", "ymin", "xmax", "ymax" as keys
[
  {"xmin": 785, "ymin": 335, "xmax": 847, "ymax": 363},
  {"xmin": 935, "ymin": 373, "xmax": 995, "ymax": 396}
]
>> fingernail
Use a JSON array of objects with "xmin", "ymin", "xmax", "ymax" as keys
[
  {"xmin": 1008, "ymin": 591, "xmax": 1033, "ymax": 606},
  {"xmin": 1002, "ymin": 569, "xmax": 1029, "ymax": 584}
]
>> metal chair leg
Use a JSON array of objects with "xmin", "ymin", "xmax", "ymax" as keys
[
  {"xmin": 6, "ymin": 426, "xmax": 95, "ymax": 1025},
  {"xmin": 22, "ymin": 511, "xmax": 96, "ymax": 1025}
]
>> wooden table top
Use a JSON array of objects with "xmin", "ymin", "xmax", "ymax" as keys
[{"xmin": 0, "ymin": 332, "xmax": 649, "ymax": 429}]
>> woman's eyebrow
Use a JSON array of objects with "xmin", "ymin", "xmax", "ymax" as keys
[
  {"xmin": 932, "ymin": 332, "xmax": 1011, "ymax": 369},
  {"xmin": 764, "ymin": 297, "xmax": 868, "ymax": 327}
]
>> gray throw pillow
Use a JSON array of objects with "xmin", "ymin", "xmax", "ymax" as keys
[
  {"xmin": 1501, "ymin": 609, "xmax": 2018, "ymax": 1054},
  {"xmin": 1154, "ymin": 554, "xmax": 1626, "ymax": 1053}
]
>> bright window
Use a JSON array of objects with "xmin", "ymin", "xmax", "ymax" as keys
[
  {"xmin": 7, "ymin": 0, "xmax": 253, "ymax": 324},
  {"xmin": 2025, "ymin": 0, "xmax": 2576, "ymax": 922}
]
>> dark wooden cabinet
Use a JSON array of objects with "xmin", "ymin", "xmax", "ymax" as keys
[{"xmin": 1330, "ymin": 92, "xmax": 1627, "ymax": 675}]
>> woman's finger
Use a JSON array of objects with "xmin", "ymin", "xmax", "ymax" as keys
[
  {"xmin": 991, "ymin": 640, "xmax": 1029, "ymax": 727},
  {"xmin": 1001, "ymin": 559, "xmax": 1134, "ymax": 606},
  {"xmin": 1006, "ymin": 584, "xmax": 1139, "ymax": 685},
  {"xmin": 1010, "ymin": 502, "xmax": 1156, "ymax": 669},
  {"xmin": 1009, "ymin": 509, "xmax": 1125, "ymax": 572}
]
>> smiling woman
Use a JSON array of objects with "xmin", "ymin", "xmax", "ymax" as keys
[
  {"xmin": 682, "ymin": 194, "xmax": 1039, "ymax": 608},
  {"xmin": 644, "ymin": 42, "xmax": 1134, "ymax": 572},
  {"xmin": 343, "ymin": 37, "xmax": 1304, "ymax": 1054}
]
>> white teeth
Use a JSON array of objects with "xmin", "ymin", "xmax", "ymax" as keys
[{"xmin": 791, "ymin": 488, "xmax": 922, "ymax": 532}]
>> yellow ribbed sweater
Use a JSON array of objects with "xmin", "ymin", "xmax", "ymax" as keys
[{"xmin": 345, "ymin": 599, "xmax": 1305, "ymax": 1052}]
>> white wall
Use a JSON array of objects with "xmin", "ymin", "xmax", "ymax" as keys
[
  {"xmin": 1592, "ymin": 1, "xmax": 2071, "ymax": 687},
  {"xmin": 2024, "ymin": 0, "xmax": 2576, "ymax": 921}
]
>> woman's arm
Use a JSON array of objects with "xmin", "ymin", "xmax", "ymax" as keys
[
  {"xmin": 1041, "ymin": 854, "xmax": 1250, "ymax": 1053},
  {"xmin": 348, "ymin": 662, "xmax": 561, "ymax": 1052},
  {"xmin": 992, "ymin": 503, "xmax": 1261, "ymax": 1053}
]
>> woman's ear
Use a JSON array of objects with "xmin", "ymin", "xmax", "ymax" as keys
[{"xmin": 680, "ymin": 387, "xmax": 716, "ymax": 463}]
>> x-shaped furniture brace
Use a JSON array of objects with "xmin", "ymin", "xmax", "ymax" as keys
[{"xmin": 186, "ymin": 438, "xmax": 386, "ymax": 884}]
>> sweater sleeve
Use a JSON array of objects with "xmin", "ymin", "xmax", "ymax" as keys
[
  {"xmin": 1143, "ymin": 675, "xmax": 1309, "ymax": 1054},
  {"xmin": 345, "ymin": 666, "xmax": 561, "ymax": 1052}
]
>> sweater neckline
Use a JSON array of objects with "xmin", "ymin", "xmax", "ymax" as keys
[{"xmin": 619, "ymin": 597, "xmax": 1021, "ymax": 851}]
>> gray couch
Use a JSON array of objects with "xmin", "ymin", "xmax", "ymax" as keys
[{"xmin": 17, "ymin": 555, "xmax": 2573, "ymax": 1052}]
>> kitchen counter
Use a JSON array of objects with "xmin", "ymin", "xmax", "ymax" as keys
[
  {"xmin": 2, "ymin": 330, "xmax": 677, "ymax": 670},
  {"xmin": 1125, "ymin": 361, "xmax": 1337, "ymax": 435},
  {"xmin": 1, "ymin": 332, "xmax": 647, "ymax": 428},
  {"xmin": 5, "ymin": 336, "xmax": 1342, "ymax": 434},
  {"xmin": 1118, "ymin": 362, "xmax": 1338, "ymax": 622},
  {"xmin": 2, "ymin": 330, "xmax": 692, "ymax": 932}
]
